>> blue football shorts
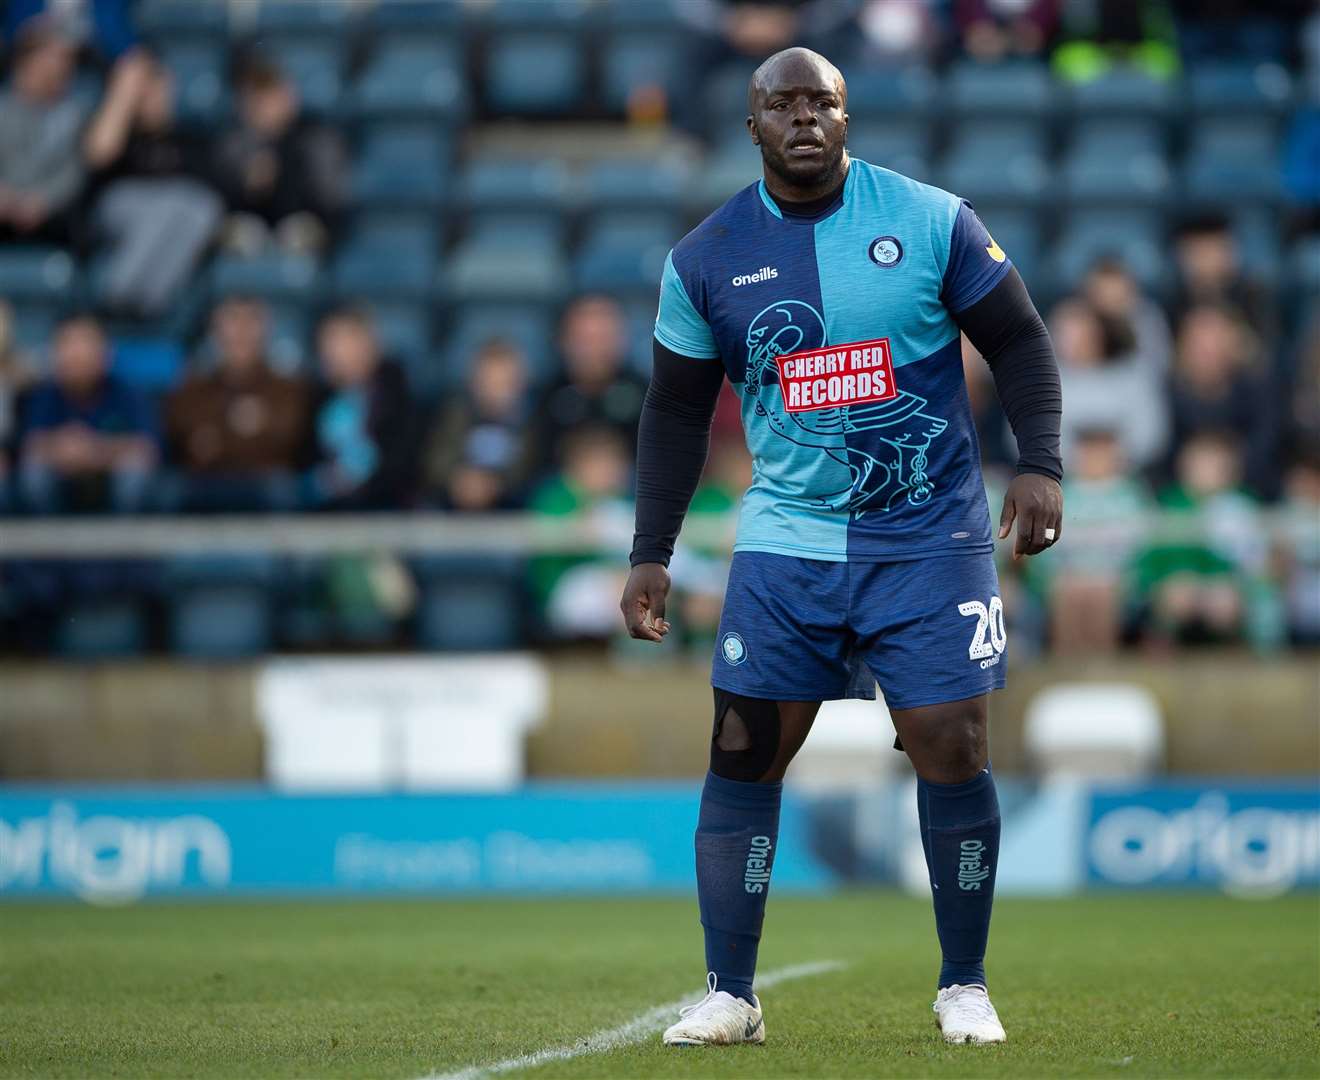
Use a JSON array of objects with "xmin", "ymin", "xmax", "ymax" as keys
[{"xmin": 711, "ymin": 550, "xmax": 1007, "ymax": 711}]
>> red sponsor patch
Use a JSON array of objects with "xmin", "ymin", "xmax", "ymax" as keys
[{"xmin": 774, "ymin": 337, "xmax": 897, "ymax": 413}]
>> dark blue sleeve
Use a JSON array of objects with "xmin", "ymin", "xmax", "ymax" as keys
[
  {"xmin": 19, "ymin": 384, "xmax": 62, "ymax": 434},
  {"xmin": 940, "ymin": 201, "xmax": 1013, "ymax": 314},
  {"xmin": 122, "ymin": 385, "xmax": 159, "ymax": 442}
]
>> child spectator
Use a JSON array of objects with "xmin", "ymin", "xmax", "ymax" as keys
[
  {"xmin": 211, "ymin": 54, "xmax": 347, "ymax": 255},
  {"xmin": 164, "ymin": 296, "xmax": 310, "ymax": 512},
  {"xmin": 1170, "ymin": 212, "xmax": 1276, "ymax": 341},
  {"xmin": 0, "ymin": 20, "xmax": 86, "ymax": 244},
  {"xmin": 308, "ymin": 306, "xmax": 415, "ymax": 510},
  {"xmin": 1167, "ymin": 303, "xmax": 1275, "ymax": 496},
  {"xmin": 1134, "ymin": 431, "xmax": 1264, "ymax": 647},
  {"xmin": 17, "ymin": 313, "xmax": 156, "ymax": 513},
  {"xmin": 1051, "ymin": 296, "xmax": 1168, "ymax": 473},
  {"xmin": 422, "ymin": 338, "xmax": 538, "ymax": 512},
  {"xmin": 83, "ymin": 49, "xmax": 221, "ymax": 316}
]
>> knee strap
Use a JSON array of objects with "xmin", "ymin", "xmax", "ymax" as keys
[{"xmin": 710, "ymin": 689, "xmax": 782, "ymax": 783}]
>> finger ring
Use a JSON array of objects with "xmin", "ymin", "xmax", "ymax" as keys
[{"xmin": 1044, "ymin": 528, "xmax": 1056, "ymax": 542}]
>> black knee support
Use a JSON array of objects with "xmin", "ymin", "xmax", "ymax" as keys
[{"xmin": 710, "ymin": 689, "xmax": 781, "ymax": 782}]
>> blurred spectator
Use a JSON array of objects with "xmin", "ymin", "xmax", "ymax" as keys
[
  {"xmin": 0, "ymin": 20, "xmax": 86, "ymax": 244},
  {"xmin": 0, "ymin": 300, "xmax": 39, "ymax": 512},
  {"xmin": 308, "ymin": 307, "xmax": 415, "ymax": 510},
  {"xmin": 164, "ymin": 297, "xmax": 310, "ymax": 512},
  {"xmin": 1277, "ymin": 452, "xmax": 1320, "ymax": 646},
  {"xmin": 422, "ymin": 338, "xmax": 538, "ymax": 512},
  {"xmin": 855, "ymin": 1, "xmax": 941, "ymax": 63},
  {"xmin": 1051, "ymin": 297, "xmax": 1168, "ymax": 473},
  {"xmin": 953, "ymin": 0, "xmax": 1061, "ymax": 62},
  {"xmin": 1134, "ymin": 431, "xmax": 1264, "ymax": 647},
  {"xmin": 1287, "ymin": 316, "xmax": 1320, "ymax": 460},
  {"xmin": 83, "ymin": 49, "xmax": 221, "ymax": 316},
  {"xmin": 1040, "ymin": 428, "xmax": 1153, "ymax": 654},
  {"xmin": 1053, "ymin": 0, "xmax": 1180, "ymax": 81},
  {"xmin": 538, "ymin": 295, "xmax": 647, "ymax": 465},
  {"xmin": 1081, "ymin": 257, "xmax": 1173, "ymax": 376},
  {"xmin": 529, "ymin": 426, "xmax": 634, "ymax": 641},
  {"xmin": 211, "ymin": 54, "xmax": 347, "ymax": 256},
  {"xmin": 1167, "ymin": 303, "xmax": 1275, "ymax": 496},
  {"xmin": 1169, "ymin": 212, "xmax": 1276, "ymax": 340},
  {"xmin": 17, "ymin": 313, "xmax": 156, "ymax": 513},
  {"xmin": 4, "ymin": 0, "xmax": 136, "ymax": 63}
]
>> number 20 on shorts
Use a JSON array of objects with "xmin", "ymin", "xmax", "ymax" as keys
[{"xmin": 959, "ymin": 596, "xmax": 1007, "ymax": 670}]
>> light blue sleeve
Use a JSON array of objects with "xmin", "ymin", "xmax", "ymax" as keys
[{"xmin": 654, "ymin": 252, "xmax": 720, "ymax": 359}]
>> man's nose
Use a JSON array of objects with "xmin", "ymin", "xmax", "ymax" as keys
[{"xmin": 791, "ymin": 101, "xmax": 817, "ymax": 125}]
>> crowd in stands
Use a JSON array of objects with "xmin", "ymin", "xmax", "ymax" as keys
[{"xmin": 0, "ymin": 0, "xmax": 1317, "ymax": 659}]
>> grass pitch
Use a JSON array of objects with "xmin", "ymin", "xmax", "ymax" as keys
[{"xmin": 1, "ymin": 892, "xmax": 1316, "ymax": 1079}]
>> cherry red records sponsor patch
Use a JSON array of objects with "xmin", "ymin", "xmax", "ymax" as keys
[{"xmin": 774, "ymin": 337, "xmax": 897, "ymax": 413}]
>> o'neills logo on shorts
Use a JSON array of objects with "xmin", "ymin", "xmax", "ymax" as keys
[{"xmin": 775, "ymin": 337, "xmax": 897, "ymax": 413}]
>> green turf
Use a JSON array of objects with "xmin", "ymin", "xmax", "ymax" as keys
[{"xmin": 1, "ymin": 892, "xmax": 1317, "ymax": 1079}]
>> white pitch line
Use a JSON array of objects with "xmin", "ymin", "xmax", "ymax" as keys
[{"xmin": 422, "ymin": 959, "xmax": 845, "ymax": 1080}]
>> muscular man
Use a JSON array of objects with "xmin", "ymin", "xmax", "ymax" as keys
[{"xmin": 620, "ymin": 48, "xmax": 1063, "ymax": 1047}]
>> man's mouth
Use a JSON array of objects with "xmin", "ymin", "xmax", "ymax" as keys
[{"xmin": 787, "ymin": 139, "xmax": 824, "ymax": 157}]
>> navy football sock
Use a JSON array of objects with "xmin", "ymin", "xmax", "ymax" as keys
[
  {"xmin": 917, "ymin": 766, "xmax": 1001, "ymax": 990},
  {"xmin": 695, "ymin": 770, "xmax": 782, "ymax": 1004}
]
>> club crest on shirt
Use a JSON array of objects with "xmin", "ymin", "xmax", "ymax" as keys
[{"xmin": 868, "ymin": 236, "xmax": 903, "ymax": 268}]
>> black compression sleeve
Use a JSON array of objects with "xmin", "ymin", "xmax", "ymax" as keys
[
  {"xmin": 630, "ymin": 338, "xmax": 726, "ymax": 567},
  {"xmin": 952, "ymin": 267, "xmax": 1063, "ymax": 483}
]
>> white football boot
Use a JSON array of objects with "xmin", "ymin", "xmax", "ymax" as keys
[
  {"xmin": 933, "ymin": 984, "xmax": 1006, "ymax": 1044},
  {"xmin": 662, "ymin": 973, "xmax": 765, "ymax": 1047}
]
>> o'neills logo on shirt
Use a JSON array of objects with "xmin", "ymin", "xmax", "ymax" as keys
[{"xmin": 775, "ymin": 337, "xmax": 897, "ymax": 413}]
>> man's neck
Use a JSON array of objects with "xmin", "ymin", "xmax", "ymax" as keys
[{"xmin": 764, "ymin": 155, "xmax": 850, "ymax": 217}]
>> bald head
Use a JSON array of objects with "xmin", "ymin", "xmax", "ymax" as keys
[{"xmin": 747, "ymin": 47, "xmax": 846, "ymax": 115}]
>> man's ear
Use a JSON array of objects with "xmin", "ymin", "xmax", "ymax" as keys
[{"xmin": 747, "ymin": 115, "xmax": 759, "ymax": 145}]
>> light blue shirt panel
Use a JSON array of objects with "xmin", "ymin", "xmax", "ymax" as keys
[
  {"xmin": 654, "ymin": 252, "xmax": 720, "ymax": 359},
  {"xmin": 811, "ymin": 162, "xmax": 963, "ymax": 370}
]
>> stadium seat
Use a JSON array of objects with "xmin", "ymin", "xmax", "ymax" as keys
[
  {"xmin": 361, "ymin": 299, "xmax": 432, "ymax": 370},
  {"xmin": 332, "ymin": 233, "xmax": 437, "ymax": 298},
  {"xmin": 483, "ymin": 0, "xmax": 590, "ymax": 29},
  {"xmin": 158, "ymin": 41, "xmax": 229, "ymax": 125},
  {"xmin": 210, "ymin": 253, "xmax": 323, "ymax": 299},
  {"xmin": 134, "ymin": 0, "xmax": 228, "ymax": 41},
  {"xmin": 946, "ymin": 60, "xmax": 1054, "ymax": 119},
  {"xmin": 458, "ymin": 158, "xmax": 571, "ymax": 213},
  {"xmin": 1060, "ymin": 121, "xmax": 1171, "ymax": 205},
  {"xmin": 484, "ymin": 32, "xmax": 585, "ymax": 116},
  {"xmin": 844, "ymin": 66, "xmax": 939, "ymax": 122},
  {"xmin": 352, "ymin": 126, "xmax": 450, "ymax": 207},
  {"xmin": 440, "ymin": 303, "xmax": 556, "ymax": 387},
  {"xmin": 688, "ymin": 143, "xmax": 762, "ymax": 212},
  {"xmin": 264, "ymin": 39, "xmax": 343, "ymax": 116},
  {"xmin": 166, "ymin": 555, "xmax": 281, "ymax": 588},
  {"xmin": 1187, "ymin": 61, "xmax": 1294, "ymax": 117},
  {"xmin": 363, "ymin": 0, "xmax": 463, "ymax": 34},
  {"xmin": 580, "ymin": 160, "xmax": 688, "ymax": 212},
  {"xmin": 415, "ymin": 562, "xmax": 524, "ymax": 652},
  {"xmin": 0, "ymin": 247, "xmax": 77, "ymax": 300},
  {"xmin": 252, "ymin": 0, "xmax": 351, "ymax": 38},
  {"xmin": 976, "ymin": 209, "xmax": 1043, "ymax": 288},
  {"xmin": 1183, "ymin": 119, "xmax": 1283, "ymax": 203},
  {"xmin": 9, "ymin": 304, "xmax": 59, "ymax": 351},
  {"xmin": 1068, "ymin": 67, "xmax": 1176, "ymax": 117},
  {"xmin": 264, "ymin": 302, "xmax": 313, "ymax": 373},
  {"xmin": 940, "ymin": 121, "xmax": 1051, "ymax": 205},
  {"xmin": 443, "ymin": 233, "xmax": 568, "ymax": 306},
  {"xmin": 1050, "ymin": 209, "xmax": 1168, "ymax": 293},
  {"xmin": 846, "ymin": 120, "xmax": 933, "ymax": 182},
  {"xmin": 349, "ymin": 41, "xmax": 464, "ymax": 119},
  {"xmin": 54, "ymin": 598, "xmax": 148, "ymax": 659},
  {"xmin": 703, "ymin": 62, "xmax": 760, "ymax": 138},
  {"xmin": 463, "ymin": 211, "xmax": 566, "ymax": 253},
  {"xmin": 169, "ymin": 586, "xmax": 274, "ymax": 658},
  {"xmin": 601, "ymin": 31, "xmax": 683, "ymax": 115},
  {"xmin": 573, "ymin": 216, "xmax": 671, "ymax": 293}
]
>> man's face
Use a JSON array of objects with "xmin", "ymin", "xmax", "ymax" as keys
[
  {"xmin": 16, "ymin": 35, "xmax": 75, "ymax": 103},
  {"xmin": 212, "ymin": 301, "xmax": 268, "ymax": 374},
  {"xmin": 748, "ymin": 54, "xmax": 848, "ymax": 190},
  {"xmin": 54, "ymin": 322, "xmax": 108, "ymax": 394},
  {"xmin": 319, "ymin": 319, "xmax": 378, "ymax": 387},
  {"xmin": 561, "ymin": 298, "xmax": 625, "ymax": 382}
]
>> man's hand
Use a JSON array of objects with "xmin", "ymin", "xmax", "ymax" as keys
[
  {"xmin": 998, "ymin": 473, "xmax": 1063, "ymax": 560},
  {"xmin": 620, "ymin": 562, "xmax": 671, "ymax": 642}
]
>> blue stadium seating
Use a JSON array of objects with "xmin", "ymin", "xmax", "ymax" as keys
[
  {"xmin": 484, "ymin": 0, "xmax": 591, "ymax": 29},
  {"xmin": 459, "ymin": 158, "xmax": 571, "ymax": 213},
  {"xmin": 134, "ymin": 0, "xmax": 228, "ymax": 41},
  {"xmin": 940, "ymin": 121, "xmax": 1050, "ymax": 205},
  {"xmin": 352, "ymin": 126, "xmax": 450, "ymax": 207},
  {"xmin": 946, "ymin": 60, "xmax": 1054, "ymax": 119},
  {"xmin": 264, "ymin": 302, "xmax": 313, "ymax": 373},
  {"xmin": 55, "ymin": 598, "xmax": 148, "ymax": 659},
  {"xmin": 1050, "ymin": 210, "xmax": 1168, "ymax": 293},
  {"xmin": 443, "ymin": 218, "xmax": 567, "ymax": 305},
  {"xmin": 847, "ymin": 120, "xmax": 933, "ymax": 182},
  {"xmin": 574, "ymin": 216, "xmax": 670, "ymax": 293},
  {"xmin": 978, "ymin": 209, "xmax": 1043, "ymax": 288},
  {"xmin": 1060, "ymin": 120, "xmax": 1171, "ymax": 205},
  {"xmin": 415, "ymin": 558, "xmax": 524, "ymax": 652},
  {"xmin": 1188, "ymin": 61, "xmax": 1294, "ymax": 116},
  {"xmin": 333, "ymin": 228, "xmax": 437, "ymax": 298},
  {"xmin": 580, "ymin": 160, "xmax": 688, "ymax": 212},
  {"xmin": 349, "ymin": 41, "xmax": 464, "ymax": 118},
  {"xmin": 362, "ymin": 299, "xmax": 432, "ymax": 369},
  {"xmin": 464, "ymin": 212, "xmax": 566, "ymax": 253},
  {"xmin": 252, "ymin": 0, "xmax": 351, "ymax": 38},
  {"xmin": 364, "ymin": 0, "xmax": 463, "ymax": 33},
  {"xmin": 0, "ymin": 247, "xmax": 77, "ymax": 301},
  {"xmin": 1068, "ymin": 67, "xmax": 1176, "ymax": 117},
  {"xmin": 844, "ymin": 66, "xmax": 939, "ymax": 122},
  {"xmin": 601, "ymin": 31, "xmax": 683, "ymax": 114},
  {"xmin": 1183, "ymin": 119, "xmax": 1283, "ymax": 203},
  {"xmin": 158, "ymin": 40, "xmax": 229, "ymax": 125},
  {"xmin": 440, "ymin": 304, "xmax": 556, "ymax": 386},
  {"xmin": 484, "ymin": 33, "xmax": 585, "ymax": 116},
  {"xmin": 264, "ymin": 39, "xmax": 343, "ymax": 116},
  {"xmin": 169, "ymin": 586, "xmax": 273, "ymax": 658},
  {"xmin": 210, "ymin": 253, "xmax": 323, "ymax": 299}
]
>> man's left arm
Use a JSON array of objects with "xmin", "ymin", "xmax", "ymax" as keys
[{"xmin": 940, "ymin": 200, "xmax": 1062, "ymax": 560}]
